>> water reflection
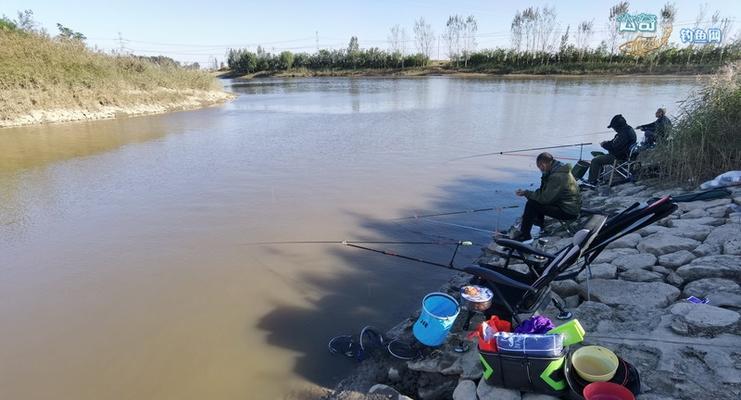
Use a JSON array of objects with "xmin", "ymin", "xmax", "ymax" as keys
[{"xmin": 0, "ymin": 76, "xmax": 699, "ymax": 399}]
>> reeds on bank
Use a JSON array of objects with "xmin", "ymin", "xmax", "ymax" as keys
[{"xmin": 651, "ymin": 62, "xmax": 741, "ymax": 185}]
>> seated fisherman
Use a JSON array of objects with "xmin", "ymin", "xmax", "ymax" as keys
[
  {"xmin": 513, "ymin": 152, "xmax": 581, "ymax": 242},
  {"xmin": 585, "ymin": 114, "xmax": 637, "ymax": 186},
  {"xmin": 636, "ymin": 108, "xmax": 671, "ymax": 147}
]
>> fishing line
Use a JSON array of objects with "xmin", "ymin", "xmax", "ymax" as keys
[
  {"xmin": 243, "ymin": 240, "xmax": 460, "ymax": 246},
  {"xmin": 395, "ymin": 205, "xmax": 519, "ymax": 220},
  {"xmin": 449, "ymin": 142, "xmax": 592, "ymax": 162}
]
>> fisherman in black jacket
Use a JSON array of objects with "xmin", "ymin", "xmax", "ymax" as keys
[
  {"xmin": 636, "ymin": 108, "xmax": 672, "ymax": 147},
  {"xmin": 586, "ymin": 114, "xmax": 637, "ymax": 185}
]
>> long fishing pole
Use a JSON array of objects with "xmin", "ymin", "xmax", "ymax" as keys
[
  {"xmin": 344, "ymin": 241, "xmax": 473, "ymax": 270},
  {"xmin": 395, "ymin": 205, "xmax": 519, "ymax": 220},
  {"xmin": 418, "ymin": 218, "xmax": 498, "ymax": 234},
  {"xmin": 449, "ymin": 142, "xmax": 592, "ymax": 162},
  {"xmin": 243, "ymin": 240, "xmax": 461, "ymax": 246}
]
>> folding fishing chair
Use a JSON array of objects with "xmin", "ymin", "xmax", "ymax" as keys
[
  {"xmin": 463, "ymin": 215, "xmax": 608, "ymax": 324},
  {"xmin": 477, "ymin": 196, "xmax": 677, "ymax": 323},
  {"xmin": 598, "ymin": 143, "xmax": 641, "ymax": 187},
  {"xmin": 489, "ymin": 196, "xmax": 676, "ymax": 278}
]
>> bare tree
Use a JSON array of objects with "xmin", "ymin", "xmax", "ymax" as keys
[
  {"xmin": 414, "ymin": 17, "xmax": 435, "ymax": 60},
  {"xmin": 535, "ymin": 6, "xmax": 558, "ymax": 53},
  {"xmin": 15, "ymin": 9, "xmax": 36, "ymax": 32},
  {"xmin": 462, "ymin": 15, "xmax": 478, "ymax": 67},
  {"xmin": 445, "ymin": 15, "xmax": 464, "ymax": 65},
  {"xmin": 559, "ymin": 25, "xmax": 571, "ymax": 55},
  {"xmin": 511, "ymin": 11, "xmax": 524, "ymax": 52},
  {"xmin": 521, "ymin": 7, "xmax": 539, "ymax": 52},
  {"xmin": 388, "ymin": 24, "xmax": 403, "ymax": 55},
  {"xmin": 401, "ymin": 27, "xmax": 409, "ymax": 67},
  {"xmin": 576, "ymin": 20, "xmax": 594, "ymax": 59},
  {"xmin": 606, "ymin": 1, "xmax": 630, "ymax": 58}
]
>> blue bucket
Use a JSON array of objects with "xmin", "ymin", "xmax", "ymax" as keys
[{"xmin": 413, "ymin": 292, "xmax": 460, "ymax": 346}]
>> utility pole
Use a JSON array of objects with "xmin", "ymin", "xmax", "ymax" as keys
[
  {"xmin": 315, "ymin": 31, "xmax": 319, "ymax": 51},
  {"xmin": 118, "ymin": 32, "xmax": 125, "ymax": 54}
]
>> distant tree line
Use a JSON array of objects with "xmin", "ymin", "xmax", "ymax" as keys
[
  {"xmin": 464, "ymin": 42, "xmax": 741, "ymax": 73},
  {"xmin": 227, "ymin": 38, "xmax": 429, "ymax": 74}
]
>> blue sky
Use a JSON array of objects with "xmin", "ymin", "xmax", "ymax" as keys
[{"xmin": 3, "ymin": 0, "xmax": 739, "ymax": 65}]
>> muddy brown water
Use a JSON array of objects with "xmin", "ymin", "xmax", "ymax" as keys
[{"xmin": 0, "ymin": 76, "xmax": 698, "ymax": 399}]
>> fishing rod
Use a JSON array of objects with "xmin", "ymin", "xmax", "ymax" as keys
[
  {"xmin": 395, "ymin": 205, "xmax": 519, "ymax": 220},
  {"xmin": 344, "ymin": 240, "xmax": 474, "ymax": 270},
  {"xmin": 418, "ymin": 218, "xmax": 498, "ymax": 234},
  {"xmin": 243, "ymin": 240, "xmax": 461, "ymax": 246},
  {"xmin": 449, "ymin": 142, "xmax": 592, "ymax": 162}
]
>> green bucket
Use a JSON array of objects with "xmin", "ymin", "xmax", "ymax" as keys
[{"xmin": 572, "ymin": 160, "xmax": 590, "ymax": 180}]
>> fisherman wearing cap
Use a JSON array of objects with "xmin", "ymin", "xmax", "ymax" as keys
[{"xmin": 585, "ymin": 114, "xmax": 637, "ymax": 186}]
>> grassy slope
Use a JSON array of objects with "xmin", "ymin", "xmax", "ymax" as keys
[{"xmin": 0, "ymin": 30, "xmax": 223, "ymax": 122}]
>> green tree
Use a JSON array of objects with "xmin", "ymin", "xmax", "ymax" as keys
[
  {"xmin": 347, "ymin": 36, "xmax": 360, "ymax": 69},
  {"xmin": 56, "ymin": 23, "xmax": 86, "ymax": 41},
  {"xmin": 279, "ymin": 51, "xmax": 294, "ymax": 70}
]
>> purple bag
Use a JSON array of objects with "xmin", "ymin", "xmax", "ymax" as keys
[{"xmin": 514, "ymin": 315, "xmax": 555, "ymax": 334}]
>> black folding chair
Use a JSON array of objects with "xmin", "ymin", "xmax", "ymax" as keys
[{"xmin": 463, "ymin": 215, "xmax": 607, "ymax": 324}]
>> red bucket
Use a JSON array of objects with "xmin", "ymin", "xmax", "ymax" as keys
[{"xmin": 583, "ymin": 382, "xmax": 635, "ymax": 400}]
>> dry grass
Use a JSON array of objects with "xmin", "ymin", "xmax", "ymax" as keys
[
  {"xmin": 0, "ymin": 30, "xmax": 221, "ymax": 120},
  {"xmin": 651, "ymin": 62, "xmax": 741, "ymax": 185}
]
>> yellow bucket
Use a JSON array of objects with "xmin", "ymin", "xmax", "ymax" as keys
[{"xmin": 571, "ymin": 346, "xmax": 619, "ymax": 382}]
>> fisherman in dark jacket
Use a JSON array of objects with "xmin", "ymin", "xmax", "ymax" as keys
[
  {"xmin": 514, "ymin": 152, "xmax": 582, "ymax": 241},
  {"xmin": 636, "ymin": 108, "xmax": 671, "ymax": 147},
  {"xmin": 586, "ymin": 114, "xmax": 637, "ymax": 185}
]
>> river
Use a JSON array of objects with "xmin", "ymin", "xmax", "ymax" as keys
[{"xmin": 0, "ymin": 76, "xmax": 698, "ymax": 399}]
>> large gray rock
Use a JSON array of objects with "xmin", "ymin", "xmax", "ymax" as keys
[
  {"xmin": 707, "ymin": 204, "xmax": 732, "ymax": 218},
  {"xmin": 677, "ymin": 198, "xmax": 732, "ymax": 212},
  {"xmin": 369, "ymin": 384, "xmax": 414, "ymax": 400},
  {"xmin": 728, "ymin": 212, "xmax": 741, "ymax": 224},
  {"xmin": 476, "ymin": 378, "xmax": 521, "ymax": 400},
  {"xmin": 677, "ymin": 255, "xmax": 741, "ymax": 282},
  {"xmin": 441, "ymin": 346, "xmax": 483, "ymax": 380},
  {"xmin": 592, "ymin": 248, "xmax": 639, "ymax": 264},
  {"xmin": 683, "ymin": 278, "xmax": 741, "ymax": 309},
  {"xmin": 669, "ymin": 217, "xmax": 724, "ymax": 227},
  {"xmin": 637, "ymin": 233, "xmax": 699, "ymax": 256},
  {"xmin": 683, "ymin": 278, "xmax": 740, "ymax": 297},
  {"xmin": 680, "ymin": 208, "xmax": 709, "ymax": 219},
  {"xmin": 452, "ymin": 380, "xmax": 477, "ymax": 400},
  {"xmin": 669, "ymin": 303, "xmax": 740, "ymax": 337},
  {"xmin": 605, "ymin": 233, "xmax": 641, "ymax": 249},
  {"xmin": 639, "ymin": 224, "xmax": 712, "ymax": 241},
  {"xmin": 576, "ymin": 263, "xmax": 617, "ymax": 282},
  {"xmin": 666, "ymin": 271, "xmax": 684, "ymax": 287},
  {"xmin": 571, "ymin": 301, "xmax": 614, "ymax": 332},
  {"xmin": 692, "ymin": 242, "xmax": 722, "ymax": 257},
  {"xmin": 724, "ymin": 238, "xmax": 741, "ymax": 255},
  {"xmin": 704, "ymin": 224, "xmax": 741, "ymax": 247},
  {"xmin": 580, "ymin": 279, "xmax": 680, "ymax": 308},
  {"xmin": 612, "ymin": 253, "xmax": 657, "ymax": 271},
  {"xmin": 550, "ymin": 279, "xmax": 581, "ymax": 298},
  {"xmin": 657, "ymin": 250, "xmax": 696, "ymax": 269},
  {"xmin": 650, "ymin": 265, "xmax": 672, "ymax": 275},
  {"xmin": 620, "ymin": 268, "xmax": 664, "ymax": 282}
]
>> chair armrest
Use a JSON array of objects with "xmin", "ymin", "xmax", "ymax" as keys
[
  {"xmin": 463, "ymin": 266, "xmax": 536, "ymax": 293},
  {"xmin": 494, "ymin": 238, "xmax": 556, "ymax": 260}
]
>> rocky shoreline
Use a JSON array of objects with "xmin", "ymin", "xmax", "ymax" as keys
[{"xmin": 326, "ymin": 180, "xmax": 741, "ymax": 400}]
